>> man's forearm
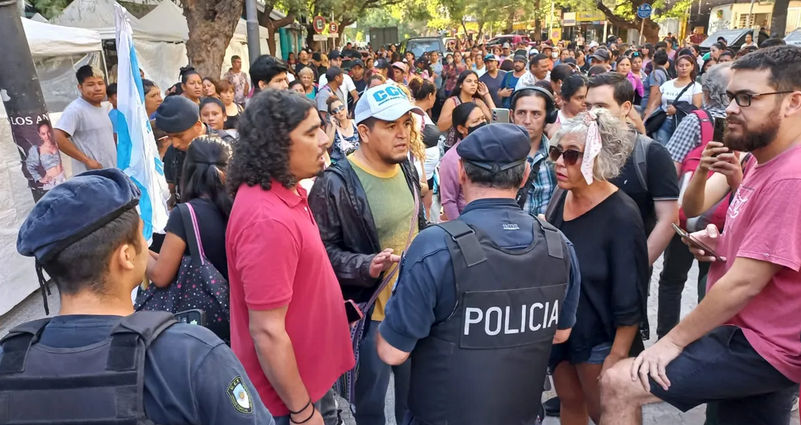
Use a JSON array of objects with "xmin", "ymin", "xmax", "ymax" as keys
[
  {"xmin": 252, "ymin": 331, "xmax": 311, "ymax": 412},
  {"xmin": 647, "ymin": 219, "xmax": 675, "ymax": 265},
  {"xmin": 56, "ymin": 134, "xmax": 90, "ymax": 163},
  {"xmin": 611, "ymin": 324, "xmax": 639, "ymax": 357},
  {"xmin": 668, "ymin": 272, "xmax": 770, "ymax": 348}
]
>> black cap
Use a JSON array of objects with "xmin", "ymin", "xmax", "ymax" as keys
[
  {"xmin": 375, "ymin": 58, "xmax": 390, "ymax": 69},
  {"xmin": 154, "ymin": 95, "xmax": 199, "ymax": 134},
  {"xmin": 513, "ymin": 54, "xmax": 528, "ymax": 63},
  {"xmin": 591, "ymin": 49, "xmax": 611, "ymax": 62},
  {"xmin": 325, "ymin": 66, "xmax": 343, "ymax": 81},
  {"xmin": 17, "ymin": 168, "xmax": 141, "ymax": 262},
  {"xmin": 457, "ymin": 124, "xmax": 530, "ymax": 174},
  {"xmin": 329, "ymin": 50, "xmax": 341, "ymax": 60},
  {"xmin": 350, "ymin": 59, "xmax": 365, "ymax": 68}
]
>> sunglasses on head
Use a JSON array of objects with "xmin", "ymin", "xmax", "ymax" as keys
[{"xmin": 549, "ymin": 145, "xmax": 583, "ymax": 165}]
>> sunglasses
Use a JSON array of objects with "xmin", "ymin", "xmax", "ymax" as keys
[
  {"xmin": 331, "ymin": 105, "xmax": 346, "ymax": 114},
  {"xmin": 549, "ymin": 145, "xmax": 583, "ymax": 165}
]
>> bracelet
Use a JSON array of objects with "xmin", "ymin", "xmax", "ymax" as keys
[
  {"xmin": 290, "ymin": 406, "xmax": 315, "ymax": 424},
  {"xmin": 288, "ymin": 398, "xmax": 311, "ymax": 415}
]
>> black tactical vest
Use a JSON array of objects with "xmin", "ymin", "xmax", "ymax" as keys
[
  {"xmin": 408, "ymin": 218, "xmax": 571, "ymax": 425},
  {"xmin": 0, "ymin": 311, "xmax": 177, "ymax": 425}
]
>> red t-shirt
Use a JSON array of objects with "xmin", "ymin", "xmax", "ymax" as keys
[
  {"xmin": 708, "ymin": 144, "xmax": 801, "ymax": 383},
  {"xmin": 226, "ymin": 182, "xmax": 354, "ymax": 416}
]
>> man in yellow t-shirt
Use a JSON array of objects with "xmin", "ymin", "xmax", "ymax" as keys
[{"xmin": 308, "ymin": 83, "xmax": 425, "ymax": 425}]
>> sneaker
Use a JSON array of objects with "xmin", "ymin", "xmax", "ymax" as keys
[{"xmin": 543, "ymin": 396, "xmax": 560, "ymax": 417}]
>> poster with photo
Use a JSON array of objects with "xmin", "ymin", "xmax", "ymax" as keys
[{"xmin": 6, "ymin": 112, "xmax": 65, "ymax": 201}]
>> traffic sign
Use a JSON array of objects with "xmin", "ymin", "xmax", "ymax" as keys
[
  {"xmin": 313, "ymin": 16, "xmax": 326, "ymax": 33},
  {"xmin": 637, "ymin": 3, "xmax": 652, "ymax": 19},
  {"xmin": 328, "ymin": 22, "xmax": 339, "ymax": 34}
]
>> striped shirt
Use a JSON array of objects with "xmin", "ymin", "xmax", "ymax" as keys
[{"xmin": 522, "ymin": 135, "xmax": 557, "ymax": 216}]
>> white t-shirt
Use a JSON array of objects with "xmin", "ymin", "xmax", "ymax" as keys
[
  {"xmin": 55, "ymin": 97, "xmax": 116, "ymax": 175},
  {"xmin": 318, "ymin": 74, "xmax": 357, "ymax": 106},
  {"xmin": 659, "ymin": 80, "xmax": 702, "ymax": 111}
]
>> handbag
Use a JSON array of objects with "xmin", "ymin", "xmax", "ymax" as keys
[
  {"xmin": 135, "ymin": 202, "xmax": 230, "ymax": 342},
  {"xmin": 645, "ymin": 81, "xmax": 695, "ymax": 137}
]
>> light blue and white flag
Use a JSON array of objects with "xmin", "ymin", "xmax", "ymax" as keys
[{"xmin": 114, "ymin": 4, "xmax": 169, "ymax": 242}]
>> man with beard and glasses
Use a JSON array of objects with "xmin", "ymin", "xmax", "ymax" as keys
[{"xmin": 600, "ymin": 45, "xmax": 801, "ymax": 425}]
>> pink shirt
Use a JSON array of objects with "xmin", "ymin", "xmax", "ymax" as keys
[
  {"xmin": 439, "ymin": 140, "xmax": 466, "ymax": 220},
  {"xmin": 226, "ymin": 182, "xmax": 355, "ymax": 415},
  {"xmin": 707, "ymin": 144, "xmax": 801, "ymax": 382}
]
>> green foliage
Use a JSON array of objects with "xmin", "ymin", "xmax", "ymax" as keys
[{"xmin": 29, "ymin": 0, "xmax": 71, "ymax": 19}]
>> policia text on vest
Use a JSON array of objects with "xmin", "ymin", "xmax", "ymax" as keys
[{"xmin": 462, "ymin": 286, "xmax": 562, "ymax": 348}]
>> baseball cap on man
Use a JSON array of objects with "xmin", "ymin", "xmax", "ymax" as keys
[
  {"xmin": 354, "ymin": 83, "xmax": 424, "ymax": 125},
  {"xmin": 591, "ymin": 49, "xmax": 611, "ymax": 62},
  {"xmin": 513, "ymin": 54, "xmax": 528, "ymax": 63},
  {"xmin": 484, "ymin": 54, "xmax": 498, "ymax": 62},
  {"xmin": 391, "ymin": 62, "xmax": 408, "ymax": 73},
  {"xmin": 154, "ymin": 95, "xmax": 199, "ymax": 134}
]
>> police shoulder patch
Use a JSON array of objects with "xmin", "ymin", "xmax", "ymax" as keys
[{"xmin": 227, "ymin": 376, "xmax": 253, "ymax": 414}]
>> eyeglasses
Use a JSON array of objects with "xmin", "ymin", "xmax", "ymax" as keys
[
  {"xmin": 549, "ymin": 145, "xmax": 583, "ymax": 166},
  {"xmin": 331, "ymin": 105, "xmax": 346, "ymax": 114},
  {"xmin": 726, "ymin": 90, "xmax": 794, "ymax": 107}
]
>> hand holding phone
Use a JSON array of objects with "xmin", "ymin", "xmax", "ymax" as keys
[{"xmin": 672, "ymin": 223, "xmax": 726, "ymax": 262}]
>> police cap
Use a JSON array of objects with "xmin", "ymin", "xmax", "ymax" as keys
[
  {"xmin": 17, "ymin": 168, "xmax": 141, "ymax": 262},
  {"xmin": 456, "ymin": 123, "xmax": 530, "ymax": 174}
]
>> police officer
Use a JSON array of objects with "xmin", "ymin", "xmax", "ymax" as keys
[
  {"xmin": 376, "ymin": 123, "xmax": 581, "ymax": 425},
  {"xmin": 0, "ymin": 168, "xmax": 274, "ymax": 425}
]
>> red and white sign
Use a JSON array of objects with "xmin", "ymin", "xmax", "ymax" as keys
[
  {"xmin": 313, "ymin": 16, "xmax": 326, "ymax": 34},
  {"xmin": 328, "ymin": 22, "xmax": 339, "ymax": 34}
]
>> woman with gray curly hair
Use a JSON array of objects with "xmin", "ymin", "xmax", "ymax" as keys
[{"xmin": 545, "ymin": 109, "xmax": 650, "ymax": 425}]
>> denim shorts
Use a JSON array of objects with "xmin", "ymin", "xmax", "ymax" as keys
[
  {"xmin": 649, "ymin": 326, "xmax": 797, "ymax": 424},
  {"xmin": 586, "ymin": 342, "xmax": 612, "ymax": 364},
  {"xmin": 549, "ymin": 341, "xmax": 613, "ymax": 367}
]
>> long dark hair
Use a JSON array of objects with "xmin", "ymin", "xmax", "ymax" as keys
[
  {"xmin": 451, "ymin": 70, "xmax": 479, "ymax": 100},
  {"xmin": 181, "ymin": 135, "xmax": 233, "ymax": 218},
  {"xmin": 227, "ymin": 89, "xmax": 316, "ymax": 196},
  {"xmin": 452, "ymin": 102, "xmax": 479, "ymax": 139}
]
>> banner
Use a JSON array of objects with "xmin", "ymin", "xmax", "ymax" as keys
[{"xmin": 114, "ymin": 4, "xmax": 169, "ymax": 242}]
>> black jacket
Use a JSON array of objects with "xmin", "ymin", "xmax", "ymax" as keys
[{"xmin": 308, "ymin": 158, "xmax": 427, "ymax": 303}]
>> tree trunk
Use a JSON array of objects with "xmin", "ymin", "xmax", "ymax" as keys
[
  {"xmin": 534, "ymin": 0, "xmax": 541, "ymax": 40},
  {"xmin": 260, "ymin": 13, "xmax": 296, "ymax": 57},
  {"xmin": 771, "ymin": 0, "xmax": 790, "ymax": 37},
  {"xmin": 306, "ymin": 23, "xmax": 317, "ymax": 50},
  {"xmin": 594, "ymin": 0, "xmax": 660, "ymax": 43},
  {"xmin": 181, "ymin": 0, "xmax": 243, "ymax": 79}
]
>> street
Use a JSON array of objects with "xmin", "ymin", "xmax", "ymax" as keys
[{"xmin": 1, "ymin": 256, "xmax": 799, "ymax": 424}]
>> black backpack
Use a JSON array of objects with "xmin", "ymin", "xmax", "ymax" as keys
[{"xmin": 0, "ymin": 311, "xmax": 177, "ymax": 424}]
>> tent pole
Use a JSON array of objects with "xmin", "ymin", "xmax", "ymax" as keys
[{"xmin": 0, "ymin": 0, "xmax": 60, "ymax": 202}]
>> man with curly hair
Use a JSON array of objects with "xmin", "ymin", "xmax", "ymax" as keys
[
  {"xmin": 225, "ymin": 89, "xmax": 354, "ymax": 425},
  {"xmin": 309, "ymin": 83, "xmax": 427, "ymax": 425}
]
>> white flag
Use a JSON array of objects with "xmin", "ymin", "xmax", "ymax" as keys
[{"xmin": 114, "ymin": 4, "xmax": 169, "ymax": 241}]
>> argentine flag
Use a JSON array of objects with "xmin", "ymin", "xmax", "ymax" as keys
[{"xmin": 114, "ymin": 4, "xmax": 169, "ymax": 242}]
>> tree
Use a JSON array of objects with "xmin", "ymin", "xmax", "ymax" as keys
[
  {"xmin": 770, "ymin": 0, "xmax": 790, "ymax": 37},
  {"xmin": 180, "ymin": 0, "xmax": 244, "ymax": 78},
  {"xmin": 257, "ymin": 0, "xmax": 301, "ymax": 57}
]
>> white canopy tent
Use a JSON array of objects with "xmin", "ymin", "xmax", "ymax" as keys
[{"xmin": 0, "ymin": 19, "xmax": 103, "ymax": 315}]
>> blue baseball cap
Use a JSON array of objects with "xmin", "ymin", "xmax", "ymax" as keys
[{"xmin": 354, "ymin": 84, "xmax": 424, "ymax": 125}]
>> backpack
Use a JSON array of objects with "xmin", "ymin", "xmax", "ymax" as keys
[{"xmin": 678, "ymin": 109, "xmax": 730, "ymax": 232}]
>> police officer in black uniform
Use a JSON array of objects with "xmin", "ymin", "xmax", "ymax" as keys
[
  {"xmin": 376, "ymin": 123, "xmax": 582, "ymax": 425},
  {"xmin": 0, "ymin": 168, "xmax": 274, "ymax": 425}
]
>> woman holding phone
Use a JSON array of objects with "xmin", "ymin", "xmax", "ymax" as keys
[{"xmin": 326, "ymin": 96, "xmax": 358, "ymax": 163}]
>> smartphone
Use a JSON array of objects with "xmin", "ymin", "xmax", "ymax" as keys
[
  {"xmin": 713, "ymin": 117, "xmax": 727, "ymax": 144},
  {"xmin": 492, "ymin": 108, "xmax": 510, "ymax": 124},
  {"xmin": 344, "ymin": 300, "xmax": 364, "ymax": 324},
  {"xmin": 672, "ymin": 223, "xmax": 725, "ymax": 262},
  {"xmin": 174, "ymin": 309, "xmax": 207, "ymax": 326}
]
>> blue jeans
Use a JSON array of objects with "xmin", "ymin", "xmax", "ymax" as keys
[
  {"xmin": 354, "ymin": 320, "xmax": 410, "ymax": 425},
  {"xmin": 654, "ymin": 115, "xmax": 676, "ymax": 145}
]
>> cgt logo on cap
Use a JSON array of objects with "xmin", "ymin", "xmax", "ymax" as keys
[{"xmin": 372, "ymin": 85, "xmax": 405, "ymax": 106}]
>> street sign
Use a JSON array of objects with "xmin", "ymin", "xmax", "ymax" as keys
[
  {"xmin": 637, "ymin": 3, "xmax": 652, "ymax": 19},
  {"xmin": 313, "ymin": 34, "xmax": 327, "ymax": 41},
  {"xmin": 328, "ymin": 22, "xmax": 338, "ymax": 34},
  {"xmin": 313, "ymin": 16, "xmax": 326, "ymax": 34}
]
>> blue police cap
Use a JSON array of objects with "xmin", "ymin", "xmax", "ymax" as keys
[
  {"xmin": 456, "ymin": 123, "xmax": 530, "ymax": 174},
  {"xmin": 18, "ymin": 168, "xmax": 141, "ymax": 262}
]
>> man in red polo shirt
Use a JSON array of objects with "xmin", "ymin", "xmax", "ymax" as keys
[{"xmin": 226, "ymin": 89, "xmax": 354, "ymax": 425}]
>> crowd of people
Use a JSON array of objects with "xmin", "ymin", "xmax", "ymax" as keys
[{"xmin": 2, "ymin": 29, "xmax": 801, "ymax": 425}]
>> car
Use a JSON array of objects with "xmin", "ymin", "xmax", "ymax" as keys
[
  {"xmin": 487, "ymin": 34, "xmax": 531, "ymax": 47},
  {"xmin": 400, "ymin": 36, "xmax": 447, "ymax": 58}
]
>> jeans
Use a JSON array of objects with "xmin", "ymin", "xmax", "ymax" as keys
[
  {"xmin": 657, "ymin": 234, "xmax": 711, "ymax": 339},
  {"xmin": 274, "ymin": 388, "xmax": 340, "ymax": 425},
  {"xmin": 355, "ymin": 320, "xmax": 411, "ymax": 425},
  {"xmin": 654, "ymin": 115, "xmax": 676, "ymax": 145}
]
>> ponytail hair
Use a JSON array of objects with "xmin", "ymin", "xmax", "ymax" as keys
[{"xmin": 181, "ymin": 135, "xmax": 233, "ymax": 217}]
